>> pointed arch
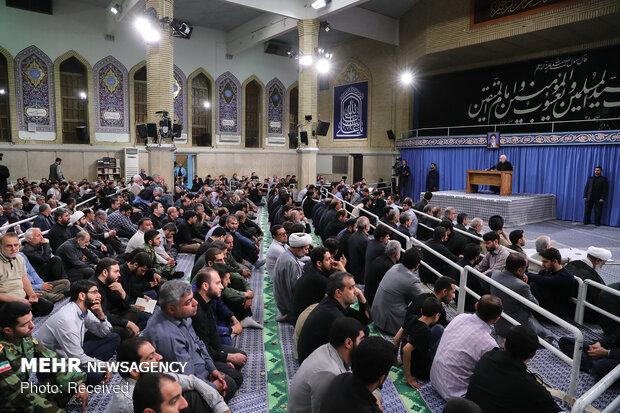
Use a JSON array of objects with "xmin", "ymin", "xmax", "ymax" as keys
[
  {"xmin": 265, "ymin": 77, "xmax": 286, "ymax": 146},
  {"xmin": 241, "ymin": 75, "xmax": 265, "ymax": 148},
  {"xmin": 187, "ymin": 67, "xmax": 215, "ymax": 147},
  {"xmin": 14, "ymin": 45, "xmax": 56, "ymax": 141},
  {"xmin": 215, "ymin": 71, "xmax": 241, "ymax": 145},
  {"xmin": 53, "ymin": 50, "xmax": 94, "ymax": 143},
  {"xmin": 0, "ymin": 46, "xmax": 17, "ymax": 142},
  {"xmin": 286, "ymin": 81, "xmax": 299, "ymax": 147},
  {"xmin": 92, "ymin": 55, "xmax": 130, "ymax": 142},
  {"xmin": 173, "ymin": 65, "xmax": 187, "ymax": 143},
  {"xmin": 129, "ymin": 60, "xmax": 147, "ymax": 144}
]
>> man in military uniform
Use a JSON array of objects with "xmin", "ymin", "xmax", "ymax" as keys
[{"xmin": 0, "ymin": 301, "xmax": 89, "ymax": 412}]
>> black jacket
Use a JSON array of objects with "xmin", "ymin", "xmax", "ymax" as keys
[
  {"xmin": 48, "ymin": 223, "xmax": 70, "ymax": 253},
  {"xmin": 583, "ymin": 175, "xmax": 609, "ymax": 201},
  {"xmin": 291, "ymin": 263, "xmax": 332, "ymax": 324},
  {"xmin": 21, "ymin": 242, "xmax": 54, "ymax": 274},
  {"xmin": 32, "ymin": 214, "xmax": 54, "ymax": 232},
  {"xmin": 365, "ymin": 254, "xmax": 395, "ymax": 307},
  {"xmin": 426, "ymin": 169, "xmax": 439, "ymax": 192},
  {"xmin": 364, "ymin": 239, "xmax": 386, "ymax": 284},
  {"xmin": 347, "ymin": 231, "xmax": 369, "ymax": 284},
  {"xmin": 419, "ymin": 239, "xmax": 458, "ymax": 284}
]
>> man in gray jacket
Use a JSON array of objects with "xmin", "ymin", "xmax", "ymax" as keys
[
  {"xmin": 288, "ymin": 318, "xmax": 365, "ymax": 413},
  {"xmin": 491, "ymin": 252, "xmax": 552, "ymax": 341},
  {"xmin": 49, "ymin": 157, "xmax": 65, "ymax": 181},
  {"xmin": 372, "ymin": 247, "xmax": 426, "ymax": 335}
]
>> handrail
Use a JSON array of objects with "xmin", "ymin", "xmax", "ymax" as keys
[
  {"xmin": 459, "ymin": 264, "xmax": 584, "ymax": 399},
  {"xmin": 3, "ymin": 186, "xmax": 130, "ymax": 234},
  {"xmin": 575, "ymin": 279, "xmax": 620, "ymax": 324},
  {"xmin": 571, "ymin": 365, "xmax": 620, "ymax": 413}
]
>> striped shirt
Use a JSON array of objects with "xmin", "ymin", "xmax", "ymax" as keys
[{"xmin": 430, "ymin": 313, "xmax": 497, "ymax": 400}]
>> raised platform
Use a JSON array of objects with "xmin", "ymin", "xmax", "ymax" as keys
[{"xmin": 423, "ymin": 190, "xmax": 556, "ymax": 227}]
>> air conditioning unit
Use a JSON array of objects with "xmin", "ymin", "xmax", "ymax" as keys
[{"xmin": 124, "ymin": 147, "xmax": 139, "ymax": 178}]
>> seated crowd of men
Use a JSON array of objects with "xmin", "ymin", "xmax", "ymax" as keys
[
  {"xmin": 0, "ymin": 172, "xmax": 275, "ymax": 412},
  {"xmin": 265, "ymin": 182, "xmax": 618, "ymax": 413},
  {"xmin": 1, "ymin": 173, "xmax": 618, "ymax": 413}
]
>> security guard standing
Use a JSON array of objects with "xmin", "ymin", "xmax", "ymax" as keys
[{"xmin": 0, "ymin": 302, "xmax": 88, "ymax": 412}]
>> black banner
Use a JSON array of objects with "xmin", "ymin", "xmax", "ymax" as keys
[{"xmin": 414, "ymin": 45, "xmax": 620, "ymax": 129}]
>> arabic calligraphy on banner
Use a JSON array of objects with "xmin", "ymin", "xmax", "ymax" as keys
[
  {"xmin": 333, "ymin": 81, "xmax": 368, "ymax": 140},
  {"xmin": 415, "ymin": 45, "xmax": 620, "ymax": 128},
  {"xmin": 471, "ymin": 0, "xmax": 577, "ymax": 28}
]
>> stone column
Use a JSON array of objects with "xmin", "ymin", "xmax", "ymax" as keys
[
  {"xmin": 296, "ymin": 19, "xmax": 319, "ymax": 188},
  {"xmin": 145, "ymin": 0, "xmax": 175, "ymax": 188}
]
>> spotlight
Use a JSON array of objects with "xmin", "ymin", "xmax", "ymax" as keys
[
  {"xmin": 0, "ymin": 89, "xmax": 5, "ymax": 95},
  {"xmin": 110, "ymin": 3, "xmax": 121, "ymax": 14},
  {"xmin": 316, "ymin": 58, "xmax": 330, "ymax": 74},
  {"xmin": 311, "ymin": 0, "xmax": 330, "ymax": 10},
  {"xmin": 170, "ymin": 18, "xmax": 193, "ymax": 39},
  {"xmin": 299, "ymin": 55, "xmax": 313, "ymax": 67},
  {"xmin": 135, "ymin": 17, "xmax": 160, "ymax": 43},
  {"xmin": 400, "ymin": 72, "xmax": 414, "ymax": 85},
  {"xmin": 320, "ymin": 21, "xmax": 331, "ymax": 32},
  {"xmin": 203, "ymin": 101, "xmax": 210, "ymax": 109},
  {"xmin": 79, "ymin": 91, "xmax": 87, "ymax": 100}
]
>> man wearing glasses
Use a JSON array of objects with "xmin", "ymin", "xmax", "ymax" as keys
[{"xmin": 36, "ymin": 280, "xmax": 121, "ymax": 386}]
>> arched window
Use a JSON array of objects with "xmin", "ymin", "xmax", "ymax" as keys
[
  {"xmin": 245, "ymin": 80, "xmax": 262, "ymax": 148},
  {"xmin": 191, "ymin": 73, "xmax": 211, "ymax": 146},
  {"xmin": 288, "ymin": 85, "xmax": 298, "ymax": 136},
  {"xmin": 0, "ymin": 53, "xmax": 10, "ymax": 142},
  {"xmin": 59, "ymin": 56, "xmax": 88, "ymax": 143},
  {"xmin": 134, "ymin": 66, "xmax": 147, "ymax": 140}
]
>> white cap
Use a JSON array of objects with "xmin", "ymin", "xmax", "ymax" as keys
[
  {"xmin": 69, "ymin": 211, "xmax": 85, "ymax": 226},
  {"xmin": 586, "ymin": 246, "xmax": 612, "ymax": 261}
]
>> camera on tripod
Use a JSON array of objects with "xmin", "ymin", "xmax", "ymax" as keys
[{"xmin": 392, "ymin": 157, "xmax": 403, "ymax": 176}]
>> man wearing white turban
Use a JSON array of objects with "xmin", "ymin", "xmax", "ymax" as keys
[{"xmin": 273, "ymin": 232, "xmax": 312, "ymax": 323}]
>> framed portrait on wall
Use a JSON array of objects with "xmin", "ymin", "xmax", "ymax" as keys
[{"xmin": 487, "ymin": 132, "xmax": 500, "ymax": 149}]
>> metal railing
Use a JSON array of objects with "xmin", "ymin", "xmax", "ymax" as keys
[
  {"xmin": 574, "ymin": 279, "xmax": 620, "ymax": 325},
  {"xmin": 0, "ymin": 187, "xmax": 131, "ymax": 240},
  {"xmin": 571, "ymin": 365, "xmax": 620, "ymax": 413},
  {"xmin": 315, "ymin": 185, "xmax": 616, "ymax": 404}
]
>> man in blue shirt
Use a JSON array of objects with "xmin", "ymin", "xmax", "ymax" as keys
[{"xmin": 142, "ymin": 280, "xmax": 236, "ymax": 401}]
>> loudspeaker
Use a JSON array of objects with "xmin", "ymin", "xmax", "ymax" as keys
[
  {"xmin": 147, "ymin": 123, "xmax": 158, "ymax": 138},
  {"xmin": 300, "ymin": 131, "xmax": 309, "ymax": 145},
  {"xmin": 75, "ymin": 126, "xmax": 89, "ymax": 142},
  {"xmin": 316, "ymin": 120, "xmax": 330, "ymax": 136},
  {"xmin": 172, "ymin": 124, "xmax": 182, "ymax": 138},
  {"xmin": 387, "ymin": 129, "xmax": 396, "ymax": 140},
  {"xmin": 288, "ymin": 132, "xmax": 298, "ymax": 148},
  {"xmin": 137, "ymin": 124, "xmax": 148, "ymax": 140}
]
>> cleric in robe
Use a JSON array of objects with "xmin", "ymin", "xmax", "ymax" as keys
[{"xmin": 489, "ymin": 154, "xmax": 513, "ymax": 172}]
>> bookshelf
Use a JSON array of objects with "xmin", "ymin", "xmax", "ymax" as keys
[{"xmin": 96, "ymin": 157, "xmax": 121, "ymax": 181}]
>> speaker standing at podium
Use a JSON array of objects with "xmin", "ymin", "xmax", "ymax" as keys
[{"xmin": 487, "ymin": 154, "xmax": 513, "ymax": 194}]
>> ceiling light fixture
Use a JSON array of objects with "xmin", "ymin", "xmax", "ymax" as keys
[
  {"xmin": 299, "ymin": 54, "xmax": 313, "ymax": 67},
  {"xmin": 320, "ymin": 21, "xmax": 331, "ymax": 32},
  {"xmin": 316, "ymin": 58, "xmax": 331, "ymax": 74},
  {"xmin": 110, "ymin": 3, "xmax": 121, "ymax": 14},
  {"xmin": 79, "ymin": 91, "xmax": 87, "ymax": 100},
  {"xmin": 311, "ymin": 0, "xmax": 331, "ymax": 10},
  {"xmin": 203, "ymin": 101, "xmax": 210, "ymax": 109},
  {"xmin": 400, "ymin": 71, "xmax": 414, "ymax": 85}
]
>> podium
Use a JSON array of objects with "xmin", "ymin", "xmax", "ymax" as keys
[{"xmin": 466, "ymin": 170, "xmax": 513, "ymax": 196}]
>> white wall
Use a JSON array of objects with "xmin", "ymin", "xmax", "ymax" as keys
[{"xmin": 0, "ymin": 0, "xmax": 298, "ymax": 87}]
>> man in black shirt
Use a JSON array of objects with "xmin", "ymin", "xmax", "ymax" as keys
[
  {"xmin": 488, "ymin": 154, "xmax": 513, "ymax": 194},
  {"xmin": 394, "ymin": 297, "xmax": 444, "ymax": 388},
  {"xmin": 583, "ymin": 166, "xmax": 609, "ymax": 226},
  {"xmin": 364, "ymin": 240, "xmax": 399, "ymax": 307},
  {"xmin": 425, "ymin": 163, "xmax": 439, "ymax": 192},
  {"xmin": 414, "ymin": 191, "xmax": 432, "ymax": 212},
  {"xmin": 297, "ymin": 272, "xmax": 371, "ymax": 364},
  {"xmin": 420, "ymin": 226, "xmax": 459, "ymax": 284},
  {"xmin": 319, "ymin": 336, "xmax": 396, "ymax": 413},
  {"xmin": 466, "ymin": 325, "xmax": 562, "ymax": 413},
  {"xmin": 405, "ymin": 276, "xmax": 456, "ymax": 328},
  {"xmin": 192, "ymin": 267, "xmax": 246, "ymax": 392}
]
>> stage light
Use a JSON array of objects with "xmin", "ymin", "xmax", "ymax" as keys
[
  {"xmin": 203, "ymin": 101, "xmax": 210, "ymax": 109},
  {"xmin": 170, "ymin": 18, "xmax": 193, "ymax": 39},
  {"xmin": 316, "ymin": 58, "xmax": 331, "ymax": 74},
  {"xmin": 400, "ymin": 72, "xmax": 414, "ymax": 85},
  {"xmin": 110, "ymin": 3, "xmax": 121, "ymax": 14},
  {"xmin": 79, "ymin": 91, "xmax": 87, "ymax": 100},
  {"xmin": 135, "ymin": 17, "xmax": 160, "ymax": 43},
  {"xmin": 320, "ymin": 21, "xmax": 331, "ymax": 32},
  {"xmin": 299, "ymin": 54, "xmax": 313, "ymax": 67},
  {"xmin": 0, "ymin": 89, "xmax": 5, "ymax": 95},
  {"xmin": 311, "ymin": 0, "xmax": 327, "ymax": 10}
]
